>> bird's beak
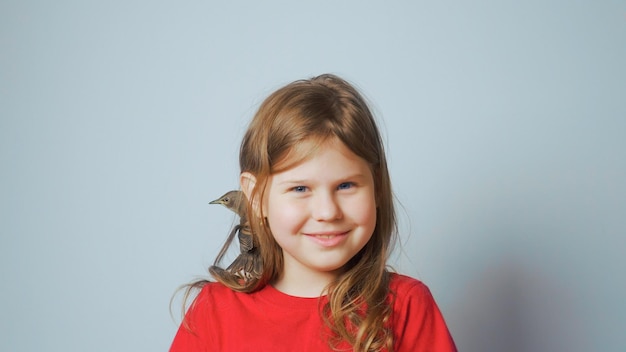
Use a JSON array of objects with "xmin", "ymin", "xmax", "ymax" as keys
[{"xmin": 209, "ymin": 199, "xmax": 222, "ymax": 205}]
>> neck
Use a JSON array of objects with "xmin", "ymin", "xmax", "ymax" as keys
[{"xmin": 272, "ymin": 259, "xmax": 342, "ymax": 298}]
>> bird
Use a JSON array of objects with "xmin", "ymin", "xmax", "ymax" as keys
[
  {"xmin": 209, "ymin": 190, "xmax": 252, "ymax": 252},
  {"xmin": 209, "ymin": 190, "xmax": 260, "ymax": 285},
  {"xmin": 209, "ymin": 190, "xmax": 247, "ymax": 220}
]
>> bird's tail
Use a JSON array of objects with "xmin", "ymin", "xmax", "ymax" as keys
[{"xmin": 209, "ymin": 226, "xmax": 262, "ymax": 291}]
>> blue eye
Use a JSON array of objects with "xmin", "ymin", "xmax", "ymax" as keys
[
  {"xmin": 292, "ymin": 186, "xmax": 307, "ymax": 193},
  {"xmin": 337, "ymin": 182, "xmax": 354, "ymax": 190}
]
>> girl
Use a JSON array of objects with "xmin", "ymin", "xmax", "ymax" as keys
[{"xmin": 170, "ymin": 74, "xmax": 457, "ymax": 351}]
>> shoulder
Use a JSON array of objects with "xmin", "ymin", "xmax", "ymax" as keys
[
  {"xmin": 170, "ymin": 282, "xmax": 233, "ymax": 351},
  {"xmin": 389, "ymin": 273, "xmax": 432, "ymax": 300},
  {"xmin": 173, "ymin": 282, "xmax": 255, "ymax": 343},
  {"xmin": 188, "ymin": 281, "xmax": 226, "ymax": 304},
  {"xmin": 195, "ymin": 280, "xmax": 237, "ymax": 298},
  {"xmin": 190, "ymin": 281, "xmax": 248, "ymax": 311},
  {"xmin": 388, "ymin": 273, "xmax": 442, "ymax": 328},
  {"xmin": 387, "ymin": 274, "xmax": 458, "ymax": 351}
]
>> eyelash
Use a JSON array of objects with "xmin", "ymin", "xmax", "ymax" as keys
[
  {"xmin": 337, "ymin": 182, "xmax": 355, "ymax": 190},
  {"xmin": 292, "ymin": 186, "xmax": 308, "ymax": 193},
  {"xmin": 290, "ymin": 182, "xmax": 355, "ymax": 193}
]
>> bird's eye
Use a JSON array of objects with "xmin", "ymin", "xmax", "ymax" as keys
[{"xmin": 224, "ymin": 197, "xmax": 229, "ymax": 202}]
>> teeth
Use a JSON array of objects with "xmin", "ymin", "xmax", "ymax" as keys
[{"xmin": 316, "ymin": 235, "xmax": 335, "ymax": 239}]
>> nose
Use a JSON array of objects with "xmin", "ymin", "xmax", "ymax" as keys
[{"xmin": 311, "ymin": 192, "xmax": 343, "ymax": 221}]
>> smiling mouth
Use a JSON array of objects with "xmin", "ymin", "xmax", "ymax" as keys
[
  {"xmin": 306, "ymin": 231, "xmax": 349, "ymax": 238},
  {"xmin": 304, "ymin": 231, "xmax": 350, "ymax": 247},
  {"xmin": 315, "ymin": 234, "xmax": 339, "ymax": 239}
]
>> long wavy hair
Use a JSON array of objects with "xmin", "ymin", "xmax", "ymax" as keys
[{"xmin": 183, "ymin": 74, "xmax": 398, "ymax": 351}]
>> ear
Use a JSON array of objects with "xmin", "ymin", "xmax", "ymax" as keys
[
  {"xmin": 239, "ymin": 172, "xmax": 256, "ymax": 200},
  {"xmin": 240, "ymin": 172, "xmax": 263, "ymax": 217}
]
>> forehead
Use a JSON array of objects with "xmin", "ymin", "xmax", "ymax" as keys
[
  {"xmin": 270, "ymin": 136, "xmax": 327, "ymax": 174},
  {"xmin": 272, "ymin": 138, "xmax": 372, "ymax": 179}
]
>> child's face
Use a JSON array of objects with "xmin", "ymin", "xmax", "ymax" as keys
[{"xmin": 264, "ymin": 138, "xmax": 377, "ymax": 280}]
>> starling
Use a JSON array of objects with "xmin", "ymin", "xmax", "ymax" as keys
[
  {"xmin": 209, "ymin": 190, "xmax": 260, "ymax": 283},
  {"xmin": 209, "ymin": 190, "xmax": 246, "ymax": 220},
  {"xmin": 209, "ymin": 190, "xmax": 252, "ymax": 252}
]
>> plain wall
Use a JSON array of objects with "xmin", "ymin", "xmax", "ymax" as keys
[{"xmin": 1, "ymin": 1, "xmax": 624, "ymax": 351}]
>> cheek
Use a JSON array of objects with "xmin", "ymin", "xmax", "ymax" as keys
[
  {"xmin": 360, "ymin": 203, "xmax": 377, "ymax": 230},
  {"xmin": 356, "ymin": 195, "xmax": 378, "ymax": 231},
  {"xmin": 266, "ymin": 198, "xmax": 306, "ymax": 233}
]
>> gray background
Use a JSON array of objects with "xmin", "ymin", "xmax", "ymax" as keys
[{"xmin": 1, "ymin": 1, "xmax": 624, "ymax": 351}]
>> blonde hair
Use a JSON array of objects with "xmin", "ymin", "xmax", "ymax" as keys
[{"xmin": 186, "ymin": 74, "xmax": 398, "ymax": 351}]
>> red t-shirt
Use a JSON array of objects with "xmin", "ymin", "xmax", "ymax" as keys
[{"xmin": 170, "ymin": 273, "xmax": 456, "ymax": 351}]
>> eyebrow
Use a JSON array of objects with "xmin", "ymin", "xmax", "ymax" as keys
[{"xmin": 276, "ymin": 173, "xmax": 368, "ymax": 185}]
